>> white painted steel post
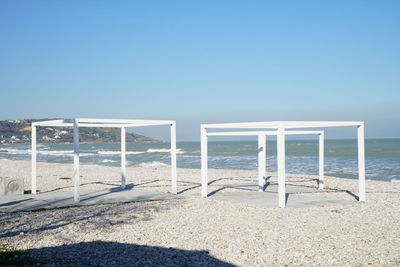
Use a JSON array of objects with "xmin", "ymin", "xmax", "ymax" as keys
[
  {"xmin": 357, "ymin": 124, "xmax": 366, "ymax": 202},
  {"xmin": 258, "ymin": 134, "xmax": 266, "ymax": 192},
  {"xmin": 265, "ymin": 136, "xmax": 267, "ymax": 178},
  {"xmin": 121, "ymin": 127, "xmax": 126, "ymax": 189},
  {"xmin": 73, "ymin": 119, "xmax": 80, "ymax": 202},
  {"xmin": 31, "ymin": 125, "xmax": 37, "ymax": 194},
  {"xmin": 318, "ymin": 132, "xmax": 324, "ymax": 189},
  {"xmin": 201, "ymin": 126, "xmax": 208, "ymax": 197},
  {"xmin": 170, "ymin": 122, "xmax": 177, "ymax": 194},
  {"xmin": 277, "ymin": 127, "xmax": 286, "ymax": 208}
]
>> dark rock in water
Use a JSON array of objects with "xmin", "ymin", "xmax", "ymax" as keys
[{"xmin": 0, "ymin": 150, "xmax": 8, "ymax": 153}]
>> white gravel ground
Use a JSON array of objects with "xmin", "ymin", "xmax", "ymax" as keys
[{"xmin": 1, "ymin": 159, "xmax": 400, "ymax": 266}]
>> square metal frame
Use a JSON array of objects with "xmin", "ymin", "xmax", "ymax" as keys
[
  {"xmin": 31, "ymin": 118, "xmax": 177, "ymax": 202},
  {"xmin": 201, "ymin": 121, "xmax": 365, "ymax": 208}
]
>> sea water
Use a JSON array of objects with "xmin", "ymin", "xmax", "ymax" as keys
[{"xmin": 1, "ymin": 139, "xmax": 399, "ymax": 182}]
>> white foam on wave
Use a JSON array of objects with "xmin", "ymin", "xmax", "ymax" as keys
[
  {"xmin": 38, "ymin": 150, "xmax": 73, "ymax": 155},
  {"xmin": 179, "ymin": 155, "xmax": 198, "ymax": 158},
  {"xmin": 391, "ymin": 177, "xmax": 400, "ymax": 183},
  {"xmin": 98, "ymin": 151, "xmax": 120, "ymax": 155},
  {"xmin": 139, "ymin": 161, "xmax": 169, "ymax": 168},
  {"xmin": 1, "ymin": 148, "xmax": 95, "ymax": 157},
  {"xmin": 81, "ymin": 153, "xmax": 95, "ymax": 157},
  {"xmin": 102, "ymin": 159, "xmax": 117, "ymax": 163},
  {"xmin": 39, "ymin": 151, "xmax": 94, "ymax": 157},
  {"xmin": 3, "ymin": 148, "xmax": 30, "ymax": 155},
  {"xmin": 3, "ymin": 148, "xmax": 183, "ymax": 155},
  {"xmin": 98, "ymin": 151, "xmax": 144, "ymax": 155},
  {"xmin": 2, "ymin": 148, "xmax": 143, "ymax": 157},
  {"xmin": 146, "ymin": 148, "xmax": 184, "ymax": 154}
]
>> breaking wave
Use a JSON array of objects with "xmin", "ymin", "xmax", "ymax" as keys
[
  {"xmin": 146, "ymin": 148, "xmax": 184, "ymax": 154},
  {"xmin": 97, "ymin": 151, "xmax": 144, "ymax": 155},
  {"xmin": 102, "ymin": 159, "xmax": 118, "ymax": 163}
]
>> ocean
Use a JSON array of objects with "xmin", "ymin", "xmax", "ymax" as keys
[{"xmin": 1, "ymin": 139, "xmax": 399, "ymax": 182}]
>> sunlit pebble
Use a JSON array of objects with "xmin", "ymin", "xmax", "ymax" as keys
[{"xmin": 0, "ymin": 161, "xmax": 399, "ymax": 265}]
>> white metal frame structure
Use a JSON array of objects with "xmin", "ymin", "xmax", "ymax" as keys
[
  {"xmin": 206, "ymin": 130, "xmax": 324, "ymax": 193},
  {"xmin": 201, "ymin": 121, "xmax": 366, "ymax": 208},
  {"xmin": 31, "ymin": 118, "xmax": 177, "ymax": 202}
]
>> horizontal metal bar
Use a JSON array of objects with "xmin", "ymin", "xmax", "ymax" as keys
[
  {"xmin": 207, "ymin": 131, "xmax": 277, "ymax": 136},
  {"xmin": 285, "ymin": 130, "xmax": 323, "ymax": 135},
  {"xmin": 207, "ymin": 130, "xmax": 323, "ymax": 136},
  {"xmin": 125, "ymin": 122, "xmax": 174, "ymax": 127},
  {"xmin": 76, "ymin": 118, "xmax": 175, "ymax": 124},
  {"xmin": 78, "ymin": 123, "xmax": 131, "ymax": 128},
  {"xmin": 32, "ymin": 120, "xmax": 65, "ymax": 126},
  {"xmin": 202, "ymin": 121, "xmax": 363, "ymax": 129},
  {"xmin": 31, "ymin": 120, "xmax": 175, "ymax": 128}
]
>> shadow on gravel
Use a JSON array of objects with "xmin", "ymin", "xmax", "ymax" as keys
[
  {"xmin": 1, "ymin": 241, "xmax": 235, "ymax": 266},
  {"xmin": 0, "ymin": 199, "xmax": 180, "ymax": 239}
]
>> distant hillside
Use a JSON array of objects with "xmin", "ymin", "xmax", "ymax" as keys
[{"xmin": 0, "ymin": 119, "xmax": 157, "ymax": 144}]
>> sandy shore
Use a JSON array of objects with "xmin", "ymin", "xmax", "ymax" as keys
[{"xmin": 1, "ymin": 159, "xmax": 400, "ymax": 266}]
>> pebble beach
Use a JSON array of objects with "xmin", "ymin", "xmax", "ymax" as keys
[{"xmin": 1, "ymin": 159, "xmax": 400, "ymax": 266}]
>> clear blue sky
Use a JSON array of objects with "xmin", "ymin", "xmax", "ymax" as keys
[{"xmin": 0, "ymin": 0, "xmax": 399, "ymax": 140}]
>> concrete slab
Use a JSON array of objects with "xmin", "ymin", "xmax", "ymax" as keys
[
  {"xmin": 0, "ymin": 188, "xmax": 179, "ymax": 213},
  {"xmin": 209, "ymin": 184, "xmax": 357, "ymax": 208}
]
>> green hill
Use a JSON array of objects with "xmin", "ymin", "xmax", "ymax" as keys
[{"xmin": 0, "ymin": 119, "xmax": 156, "ymax": 145}]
